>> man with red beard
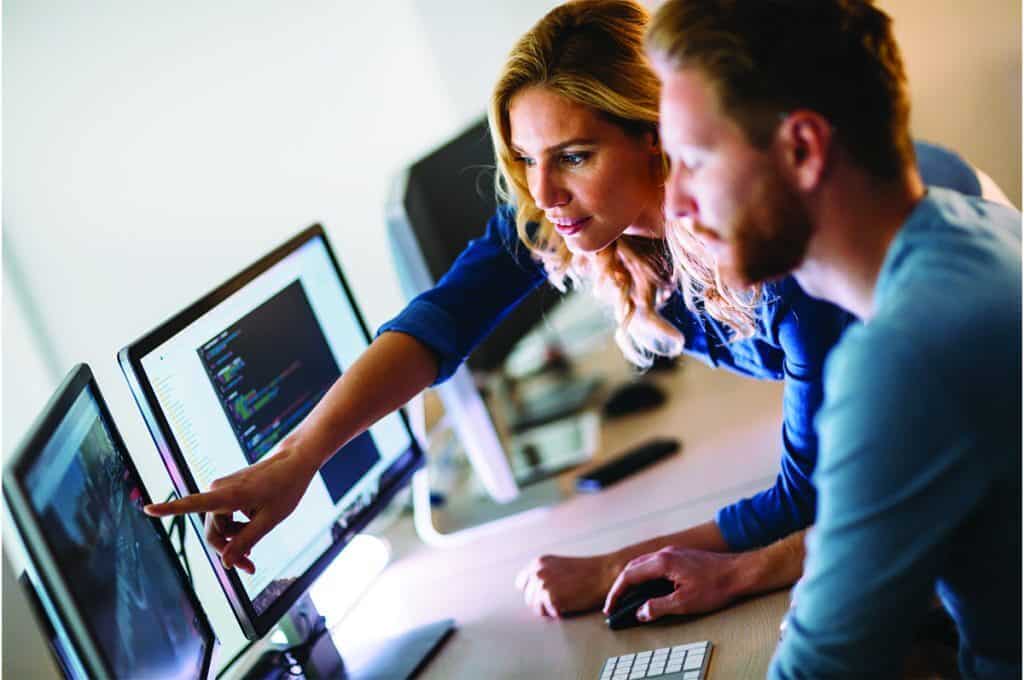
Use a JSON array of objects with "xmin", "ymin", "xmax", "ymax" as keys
[{"xmin": 605, "ymin": 1, "xmax": 1022, "ymax": 677}]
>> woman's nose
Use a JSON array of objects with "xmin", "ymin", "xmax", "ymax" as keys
[
  {"xmin": 531, "ymin": 166, "xmax": 569, "ymax": 210},
  {"xmin": 665, "ymin": 163, "xmax": 697, "ymax": 219}
]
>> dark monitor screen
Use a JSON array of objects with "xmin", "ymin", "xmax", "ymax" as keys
[
  {"xmin": 117, "ymin": 225, "xmax": 424, "ymax": 639},
  {"xmin": 2, "ymin": 364, "xmax": 217, "ymax": 680},
  {"xmin": 395, "ymin": 117, "xmax": 560, "ymax": 373}
]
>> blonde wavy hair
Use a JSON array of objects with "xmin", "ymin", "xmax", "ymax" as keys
[{"xmin": 488, "ymin": 0, "xmax": 759, "ymax": 368}]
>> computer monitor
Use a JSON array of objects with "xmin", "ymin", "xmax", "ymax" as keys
[
  {"xmin": 2, "ymin": 364, "xmax": 218, "ymax": 680},
  {"xmin": 386, "ymin": 117, "xmax": 566, "ymax": 504},
  {"xmin": 388, "ymin": 116, "xmax": 562, "ymax": 373},
  {"xmin": 116, "ymin": 225, "xmax": 428, "ymax": 642}
]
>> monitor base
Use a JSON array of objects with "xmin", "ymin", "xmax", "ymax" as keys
[
  {"xmin": 336, "ymin": 618, "xmax": 456, "ymax": 680},
  {"xmin": 244, "ymin": 594, "xmax": 454, "ymax": 680}
]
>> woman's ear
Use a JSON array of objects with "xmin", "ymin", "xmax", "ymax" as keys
[
  {"xmin": 776, "ymin": 110, "xmax": 832, "ymax": 191},
  {"xmin": 645, "ymin": 127, "xmax": 660, "ymax": 154}
]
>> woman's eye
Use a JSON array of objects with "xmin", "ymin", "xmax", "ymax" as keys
[
  {"xmin": 561, "ymin": 152, "xmax": 588, "ymax": 167},
  {"xmin": 515, "ymin": 155, "xmax": 536, "ymax": 168}
]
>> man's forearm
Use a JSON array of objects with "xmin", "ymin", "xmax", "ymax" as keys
[
  {"xmin": 610, "ymin": 520, "xmax": 731, "ymax": 566},
  {"xmin": 729, "ymin": 528, "xmax": 807, "ymax": 598},
  {"xmin": 611, "ymin": 521, "xmax": 808, "ymax": 600}
]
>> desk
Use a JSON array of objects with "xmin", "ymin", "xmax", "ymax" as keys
[{"xmin": 331, "ymin": 354, "xmax": 790, "ymax": 679}]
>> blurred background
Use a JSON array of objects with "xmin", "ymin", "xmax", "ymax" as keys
[{"xmin": 3, "ymin": 0, "xmax": 1020, "ymax": 674}]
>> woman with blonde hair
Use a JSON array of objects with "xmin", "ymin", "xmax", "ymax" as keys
[{"xmin": 146, "ymin": 0, "xmax": 991, "ymax": 620}]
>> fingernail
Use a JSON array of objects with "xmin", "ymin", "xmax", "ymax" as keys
[{"xmin": 637, "ymin": 605, "xmax": 649, "ymax": 621}]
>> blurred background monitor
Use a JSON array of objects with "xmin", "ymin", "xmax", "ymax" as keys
[
  {"xmin": 386, "ymin": 118, "xmax": 608, "ymax": 511},
  {"xmin": 387, "ymin": 116, "xmax": 563, "ymax": 374}
]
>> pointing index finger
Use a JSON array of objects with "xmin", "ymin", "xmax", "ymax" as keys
[{"xmin": 144, "ymin": 489, "xmax": 238, "ymax": 517}]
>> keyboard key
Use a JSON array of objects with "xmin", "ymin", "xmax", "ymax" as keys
[{"xmin": 684, "ymin": 654, "xmax": 704, "ymax": 671}]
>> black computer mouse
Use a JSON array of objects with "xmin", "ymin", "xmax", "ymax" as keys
[
  {"xmin": 602, "ymin": 380, "xmax": 667, "ymax": 418},
  {"xmin": 605, "ymin": 578, "xmax": 676, "ymax": 630}
]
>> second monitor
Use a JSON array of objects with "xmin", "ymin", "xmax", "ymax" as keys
[{"xmin": 118, "ymin": 225, "xmax": 426, "ymax": 641}]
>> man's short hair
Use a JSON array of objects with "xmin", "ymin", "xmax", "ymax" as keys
[{"xmin": 647, "ymin": 0, "xmax": 915, "ymax": 179}]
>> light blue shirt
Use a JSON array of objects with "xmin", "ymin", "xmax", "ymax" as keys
[{"xmin": 769, "ymin": 188, "xmax": 1022, "ymax": 678}]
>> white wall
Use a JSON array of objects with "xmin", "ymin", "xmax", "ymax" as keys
[
  {"xmin": 880, "ymin": 0, "xmax": 1021, "ymax": 207},
  {"xmin": 2, "ymin": 0, "xmax": 1019, "ymax": 675}
]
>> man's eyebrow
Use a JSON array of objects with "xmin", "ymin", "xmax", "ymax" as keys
[{"xmin": 510, "ymin": 137, "xmax": 598, "ymax": 156}]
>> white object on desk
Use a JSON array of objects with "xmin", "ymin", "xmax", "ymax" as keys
[
  {"xmin": 411, "ymin": 469, "xmax": 554, "ymax": 547},
  {"xmin": 600, "ymin": 641, "xmax": 713, "ymax": 680},
  {"xmin": 406, "ymin": 393, "xmax": 563, "ymax": 548},
  {"xmin": 509, "ymin": 410, "xmax": 600, "ymax": 484}
]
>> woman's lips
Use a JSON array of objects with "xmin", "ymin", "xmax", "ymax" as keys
[{"xmin": 551, "ymin": 216, "xmax": 591, "ymax": 236}]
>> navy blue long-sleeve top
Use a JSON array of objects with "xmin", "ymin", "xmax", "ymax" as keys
[{"xmin": 378, "ymin": 141, "xmax": 983, "ymax": 550}]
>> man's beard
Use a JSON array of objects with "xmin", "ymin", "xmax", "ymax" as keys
[{"xmin": 717, "ymin": 166, "xmax": 813, "ymax": 289}]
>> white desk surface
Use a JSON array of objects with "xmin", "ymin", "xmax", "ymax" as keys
[{"xmin": 330, "ymin": 353, "xmax": 790, "ymax": 679}]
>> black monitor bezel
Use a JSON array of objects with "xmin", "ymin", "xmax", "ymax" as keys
[
  {"xmin": 1, "ymin": 363, "xmax": 219, "ymax": 680},
  {"xmin": 117, "ymin": 223, "xmax": 424, "ymax": 640}
]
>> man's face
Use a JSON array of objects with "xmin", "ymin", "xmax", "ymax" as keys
[{"xmin": 653, "ymin": 63, "xmax": 812, "ymax": 288}]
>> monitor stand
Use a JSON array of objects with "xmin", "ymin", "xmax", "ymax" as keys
[{"xmin": 253, "ymin": 594, "xmax": 455, "ymax": 680}]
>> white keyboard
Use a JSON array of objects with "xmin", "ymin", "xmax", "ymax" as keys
[{"xmin": 599, "ymin": 640, "xmax": 712, "ymax": 680}]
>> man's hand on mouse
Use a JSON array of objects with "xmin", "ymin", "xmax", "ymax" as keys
[
  {"xmin": 515, "ymin": 553, "xmax": 623, "ymax": 618},
  {"xmin": 603, "ymin": 547, "xmax": 745, "ymax": 623}
]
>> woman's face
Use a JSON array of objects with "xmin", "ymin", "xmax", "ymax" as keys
[{"xmin": 508, "ymin": 86, "xmax": 665, "ymax": 254}]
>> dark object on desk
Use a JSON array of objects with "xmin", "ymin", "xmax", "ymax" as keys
[
  {"xmin": 576, "ymin": 437, "xmax": 681, "ymax": 492},
  {"xmin": 649, "ymin": 355, "xmax": 682, "ymax": 373},
  {"xmin": 244, "ymin": 619, "xmax": 456, "ymax": 680},
  {"xmin": 606, "ymin": 579, "xmax": 676, "ymax": 630},
  {"xmin": 602, "ymin": 380, "xmax": 667, "ymax": 418}
]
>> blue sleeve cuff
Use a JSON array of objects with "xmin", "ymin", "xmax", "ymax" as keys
[
  {"xmin": 714, "ymin": 505, "xmax": 746, "ymax": 551},
  {"xmin": 714, "ymin": 462, "xmax": 818, "ymax": 551},
  {"xmin": 377, "ymin": 299, "xmax": 464, "ymax": 385}
]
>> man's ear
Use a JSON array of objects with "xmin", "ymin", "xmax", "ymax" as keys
[{"xmin": 776, "ymin": 110, "xmax": 832, "ymax": 191}]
